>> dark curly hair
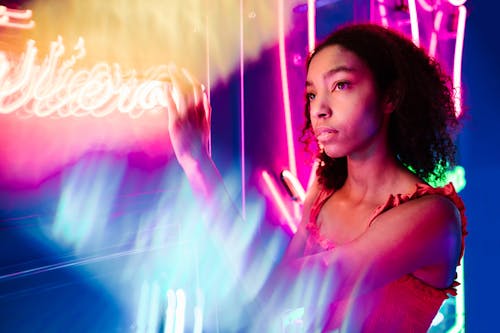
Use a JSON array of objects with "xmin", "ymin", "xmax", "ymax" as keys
[{"xmin": 301, "ymin": 23, "xmax": 460, "ymax": 190}]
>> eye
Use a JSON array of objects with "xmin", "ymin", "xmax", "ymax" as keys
[
  {"xmin": 333, "ymin": 81, "xmax": 351, "ymax": 91},
  {"xmin": 305, "ymin": 92, "xmax": 316, "ymax": 101}
]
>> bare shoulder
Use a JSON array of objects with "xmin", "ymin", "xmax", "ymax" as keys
[
  {"xmin": 379, "ymin": 192, "xmax": 461, "ymax": 231},
  {"xmin": 332, "ymin": 189, "xmax": 463, "ymax": 289}
]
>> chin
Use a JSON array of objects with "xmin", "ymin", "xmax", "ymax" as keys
[{"xmin": 323, "ymin": 148, "xmax": 345, "ymax": 159}]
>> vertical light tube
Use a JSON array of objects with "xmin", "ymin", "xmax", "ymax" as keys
[
  {"xmin": 262, "ymin": 171, "xmax": 296, "ymax": 233},
  {"xmin": 307, "ymin": 0, "xmax": 316, "ymax": 53},
  {"xmin": 453, "ymin": 5, "xmax": 467, "ymax": 118},
  {"xmin": 429, "ymin": 10, "xmax": 444, "ymax": 58},
  {"xmin": 408, "ymin": 0, "xmax": 420, "ymax": 46},
  {"xmin": 417, "ymin": 0, "xmax": 434, "ymax": 12},
  {"xmin": 278, "ymin": 0, "xmax": 298, "ymax": 179},
  {"xmin": 239, "ymin": 0, "xmax": 246, "ymax": 218},
  {"xmin": 376, "ymin": 0, "xmax": 389, "ymax": 27},
  {"xmin": 205, "ymin": 6, "xmax": 212, "ymax": 158}
]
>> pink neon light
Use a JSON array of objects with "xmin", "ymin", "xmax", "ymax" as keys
[
  {"xmin": 448, "ymin": 0, "xmax": 467, "ymax": 6},
  {"xmin": 429, "ymin": 10, "xmax": 444, "ymax": 58},
  {"xmin": 408, "ymin": 0, "xmax": 420, "ymax": 46},
  {"xmin": 453, "ymin": 5, "xmax": 467, "ymax": 118},
  {"xmin": 262, "ymin": 171, "xmax": 297, "ymax": 233},
  {"xmin": 281, "ymin": 169, "xmax": 306, "ymax": 203},
  {"xmin": 0, "ymin": 38, "xmax": 169, "ymax": 118},
  {"xmin": 0, "ymin": 5, "xmax": 34, "ymax": 29},
  {"xmin": 307, "ymin": 0, "xmax": 316, "ymax": 53},
  {"xmin": 278, "ymin": 0, "xmax": 298, "ymax": 177},
  {"xmin": 377, "ymin": 0, "xmax": 389, "ymax": 27},
  {"xmin": 307, "ymin": 160, "xmax": 318, "ymax": 190},
  {"xmin": 416, "ymin": 0, "xmax": 434, "ymax": 12}
]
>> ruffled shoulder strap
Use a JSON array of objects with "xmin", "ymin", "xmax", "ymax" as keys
[{"xmin": 305, "ymin": 186, "xmax": 336, "ymax": 250}]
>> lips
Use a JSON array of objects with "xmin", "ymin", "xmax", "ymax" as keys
[{"xmin": 315, "ymin": 126, "xmax": 338, "ymax": 142}]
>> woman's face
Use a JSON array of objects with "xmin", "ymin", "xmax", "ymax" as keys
[{"xmin": 306, "ymin": 45, "xmax": 388, "ymax": 160}]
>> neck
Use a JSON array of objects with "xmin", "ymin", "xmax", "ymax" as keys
[{"xmin": 342, "ymin": 139, "xmax": 406, "ymax": 204}]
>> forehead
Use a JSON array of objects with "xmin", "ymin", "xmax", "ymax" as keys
[{"xmin": 307, "ymin": 44, "xmax": 369, "ymax": 79}]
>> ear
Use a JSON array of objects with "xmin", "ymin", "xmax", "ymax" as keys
[
  {"xmin": 381, "ymin": 86, "xmax": 400, "ymax": 114},
  {"xmin": 382, "ymin": 99, "xmax": 396, "ymax": 114}
]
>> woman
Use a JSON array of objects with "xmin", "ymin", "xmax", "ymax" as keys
[{"xmin": 166, "ymin": 23, "xmax": 466, "ymax": 332}]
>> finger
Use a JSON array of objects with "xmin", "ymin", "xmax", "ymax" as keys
[
  {"xmin": 181, "ymin": 68, "xmax": 203, "ymax": 112},
  {"xmin": 165, "ymin": 86, "xmax": 179, "ymax": 129},
  {"xmin": 168, "ymin": 65, "xmax": 191, "ymax": 116}
]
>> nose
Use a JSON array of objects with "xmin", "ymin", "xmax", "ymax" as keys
[{"xmin": 310, "ymin": 96, "xmax": 332, "ymax": 119}]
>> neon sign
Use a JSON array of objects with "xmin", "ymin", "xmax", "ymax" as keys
[
  {"xmin": 0, "ymin": 5, "xmax": 34, "ymax": 29},
  {"xmin": 0, "ymin": 37, "xmax": 169, "ymax": 118}
]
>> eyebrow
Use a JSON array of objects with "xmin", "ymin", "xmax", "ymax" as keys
[{"xmin": 305, "ymin": 65, "xmax": 356, "ymax": 87}]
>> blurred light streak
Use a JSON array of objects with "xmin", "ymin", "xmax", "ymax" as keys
[
  {"xmin": 137, "ymin": 281, "xmax": 150, "ymax": 333},
  {"xmin": 52, "ymin": 156, "xmax": 125, "ymax": 250},
  {"xmin": 0, "ymin": 244, "xmax": 187, "ymax": 282},
  {"xmin": 165, "ymin": 289, "xmax": 176, "ymax": 333},
  {"xmin": 429, "ymin": 10, "xmax": 444, "ymax": 58},
  {"xmin": 239, "ymin": 0, "xmax": 246, "ymax": 219},
  {"xmin": 408, "ymin": 0, "xmax": 420, "ymax": 46},
  {"xmin": 27, "ymin": 0, "xmax": 294, "ymax": 85},
  {"xmin": 307, "ymin": 0, "xmax": 316, "ymax": 53},
  {"xmin": 148, "ymin": 282, "xmax": 161, "ymax": 333},
  {"xmin": 204, "ymin": 11, "xmax": 212, "ymax": 158},
  {"xmin": 262, "ymin": 170, "xmax": 296, "ymax": 233},
  {"xmin": 193, "ymin": 288, "xmax": 204, "ymax": 333},
  {"xmin": 281, "ymin": 307, "xmax": 305, "ymax": 331},
  {"xmin": 0, "ymin": 5, "xmax": 34, "ymax": 29},
  {"xmin": 174, "ymin": 289, "xmax": 186, "ymax": 333},
  {"xmin": 453, "ymin": 5, "xmax": 466, "ymax": 118}
]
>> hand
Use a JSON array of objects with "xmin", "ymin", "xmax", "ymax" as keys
[{"xmin": 165, "ymin": 65, "xmax": 211, "ymax": 166}]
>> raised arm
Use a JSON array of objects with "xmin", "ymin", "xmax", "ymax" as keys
[{"xmin": 165, "ymin": 65, "xmax": 217, "ymax": 199}]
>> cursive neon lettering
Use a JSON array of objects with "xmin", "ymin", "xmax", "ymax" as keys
[{"xmin": 0, "ymin": 37, "xmax": 170, "ymax": 118}]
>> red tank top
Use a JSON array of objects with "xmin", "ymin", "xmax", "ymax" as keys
[{"xmin": 304, "ymin": 182, "xmax": 467, "ymax": 332}]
